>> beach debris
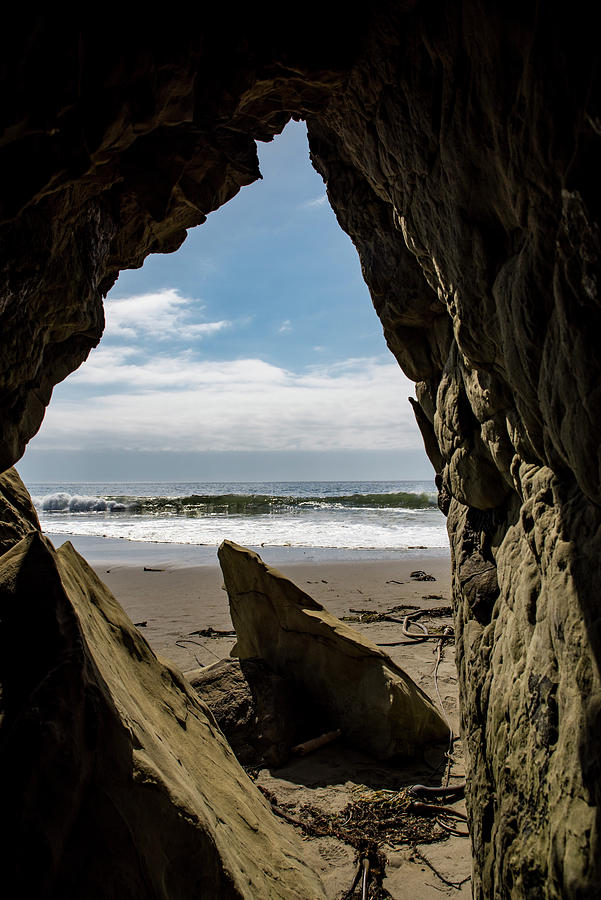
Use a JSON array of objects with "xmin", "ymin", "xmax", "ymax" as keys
[
  {"xmin": 420, "ymin": 605, "xmax": 452, "ymax": 618},
  {"xmin": 402, "ymin": 610, "xmax": 455, "ymax": 642},
  {"xmin": 410, "ymin": 570, "xmax": 436, "ymax": 581},
  {"xmin": 189, "ymin": 626, "xmax": 236, "ymax": 638},
  {"xmin": 218, "ymin": 540, "xmax": 449, "ymax": 759},
  {"xmin": 343, "ymin": 605, "xmax": 450, "ymax": 628},
  {"xmin": 291, "ymin": 728, "xmax": 342, "ymax": 757},
  {"xmin": 260, "ymin": 784, "xmax": 451, "ymax": 852},
  {"xmin": 175, "ymin": 638, "xmax": 221, "ymax": 665},
  {"xmin": 411, "ymin": 847, "xmax": 472, "ymax": 889},
  {"xmin": 259, "ymin": 779, "xmax": 469, "ymax": 897},
  {"xmin": 143, "ymin": 566, "xmax": 164, "ymax": 572},
  {"xmin": 361, "ymin": 857, "xmax": 370, "ymax": 900},
  {"xmin": 407, "ymin": 782, "xmax": 465, "ymax": 800},
  {"xmin": 343, "ymin": 607, "xmax": 416, "ymax": 624},
  {"xmin": 186, "ymin": 657, "xmax": 309, "ymax": 768}
]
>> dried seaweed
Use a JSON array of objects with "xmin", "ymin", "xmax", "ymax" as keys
[
  {"xmin": 260, "ymin": 786, "xmax": 446, "ymax": 849},
  {"xmin": 260, "ymin": 786, "xmax": 459, "ymax": 899},
  {"xmin": 342, "ymin": 605, "xmax": 419, "ymax": 623},
  {"xmin": 342, "ymin": 604, "xmax": 452, "ymax": 627}
]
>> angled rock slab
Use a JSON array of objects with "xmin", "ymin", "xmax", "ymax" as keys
[
  {"xmin": 0, "ymin": 533, "xmax": 326, "ymax": 899},
  {"xmin": 218, "ymin": 540, "xmax": 449, "ymax": 760}
]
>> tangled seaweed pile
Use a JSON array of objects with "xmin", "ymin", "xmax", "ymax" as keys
[
  {"xmin": 299, "ymin": 788, "xmax": 444, "ymax": 846},
  {"xmin": 258, "ymin": 785, "xmax": 467, "ymax": 898}
]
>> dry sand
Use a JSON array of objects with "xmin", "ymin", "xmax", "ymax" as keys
[{"xmin": 84, "ymin": 544, "xmax": 471, "ymax": 898}]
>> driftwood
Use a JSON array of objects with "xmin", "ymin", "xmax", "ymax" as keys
[{"xmin": 291, "ymin": 728, "xmax": 342, "ymax": 756}]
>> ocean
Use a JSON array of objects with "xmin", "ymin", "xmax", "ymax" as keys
[{"xmin": 27, "ymin": 480, "xmax": 448, "ymax": 564}]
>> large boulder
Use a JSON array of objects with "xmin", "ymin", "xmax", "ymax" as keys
[
  {"xmin": 187, "ymin": 657, "xmax": 303, "ymax": 768},
  {"xmin": 218, "ymin": 540, "xmax": 449, "ymax": 760},
  {"xmin": 0, "ymin": 532, "xmax": 325, "ymax": 899}
]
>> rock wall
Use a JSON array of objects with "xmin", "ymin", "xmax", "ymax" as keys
[
  {"xmin": 305, "ymin": 6, "xmax": 601, "ymax": 896},
  {"xmin": 2, "ymin": 4, "xmax": 601, "ymax": 897}
]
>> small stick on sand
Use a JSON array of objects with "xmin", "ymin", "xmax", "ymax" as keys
[
  {"xmin": 361, "ymin": 857, "xmax": 370, "ymax": 900},
  {"xmin": 291, "ymin": 728, "xmax": 342, "ymax": 756}
]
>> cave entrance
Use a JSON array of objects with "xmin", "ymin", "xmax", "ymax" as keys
[
  {"xmin": 17, "ymin": 118, "xmax": 446, "ymax": 567},
  {"xmin": 20, "ymin": 121, "xmax": 427, "ymax": 486}
]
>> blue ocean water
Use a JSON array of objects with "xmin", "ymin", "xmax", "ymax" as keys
[{"xmin": 27, "ymin": 480, "xmax": 448, "ymax": 553}]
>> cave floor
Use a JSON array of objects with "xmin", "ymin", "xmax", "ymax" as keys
[{"xmin": 95, "ymin": 552, "xmax": 472, "ymax": 897}]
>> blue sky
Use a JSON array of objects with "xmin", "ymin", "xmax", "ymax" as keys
[{"xmin": 19, "ymin": 122, "xmax": 432, "ymax": 483}]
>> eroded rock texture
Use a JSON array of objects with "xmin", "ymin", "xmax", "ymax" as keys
[
  {"xmin": 219, "ymin": 540, "xmax": 449, "ymax": 759},
  {"xmin": 0, "ymin": 529, "xmax": 325, "ymax": 898},
  {"xmin": 0, "ymin": 467, "xmax": 40, "ymax": 554},
  {"xmin": 187, "ymin": 657, "xmax": 302, "ymax": 768},
  {"xmin": 2, "ymin": 4, "xmax": 601, "ymax": 897}
]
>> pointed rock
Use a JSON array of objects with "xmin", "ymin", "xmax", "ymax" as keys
[
  {"xmin": 0, "ymin": 533, "xmax": 326, "ymax": 899},
  {"xmin": 218, "ymin": 540, "xmax": 449, "ymax": 760}
]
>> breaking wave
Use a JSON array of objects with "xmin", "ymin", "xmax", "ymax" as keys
[
  {"xmin": 32, "ymin": 490, "xmax": 436, "ymax": 516},
  {"xmin": 32, "ymin": 492, "xmax": 128, "ymax": 513}
]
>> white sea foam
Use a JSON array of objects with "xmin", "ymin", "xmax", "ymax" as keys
[
  {"xmin": 33, "ymin": 492, "xmax": 127, "ymax": 513},
  {"xmin": 29, "ymin": 480, "xmax": 447, "ymax": 551},
  {"xmin": 36, "ymin": 509, "xmax": 447, "ymax": 550}
]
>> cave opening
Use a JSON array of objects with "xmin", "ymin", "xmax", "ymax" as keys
[
  {"xmin": 17, "ymin": 119, "xmax": 446, "ymax": 567},
  {"xmin": 4, "ymin": 7, "xmax": 599, "ymax": 894},
  {"xmin": 19, "ymin": 120, "xmax": 427, "ymax": 487}
]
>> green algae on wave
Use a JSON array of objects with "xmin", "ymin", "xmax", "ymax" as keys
[{"xmin": 118, "ymin": 491, "xmax": 436, "ymax": 516}]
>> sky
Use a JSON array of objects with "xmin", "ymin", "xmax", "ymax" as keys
[{"xmin": 19, "ymin": 121, "xmax": 432, "ymax": 483}]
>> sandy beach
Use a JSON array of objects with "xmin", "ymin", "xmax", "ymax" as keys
[{"xmin": 52, "ymin": 534, "xmax": 471, "ymax": 898}]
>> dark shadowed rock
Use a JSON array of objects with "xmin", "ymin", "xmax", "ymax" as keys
[
  {"xmin": 187, "ymin": 657, "xmax": 302, "ymax": 768},
  {"xmin": 0, "ymin": 467, "xmax": 40, "ymax": 554},
  {"xmin": 218, "ymin": 540, "xmax": 449, "ymax": 760},
  {"xmin": 0, "ymin": 532, "xmax": 325, "ymax": 899},
  {"xmin": 3, "ymin": 7, "xmax": 601, "ymax": 895}
]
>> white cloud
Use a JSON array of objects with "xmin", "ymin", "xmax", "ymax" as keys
[
  {"xmin": 37, "ymin": 356, "xmax": 422, "ymax": 453},
  {"xmin": 278, "ymin": 319, "xmax": 292, "ymax": 333},
  {"xmin": 70, "ymin": 347, "xmax": 288, "ymax": 389},
  {"xmin": 300, "ymin": 194, "xmax": 328, "ymax": 209},
  {"xmin": 104, "ymin": 288, "xmax": 230, "ymax": 341}
]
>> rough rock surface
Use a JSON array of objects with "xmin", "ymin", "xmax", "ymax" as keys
[
  {"xmin": 187, "ymin": 657, "xmax": 302, "ymax": 768},
  {"xmin": 218, "ymin": 540, "xmax": 449, "ymax": 759},
  {"xmin": 0, "ymin": 467, "xmax": 40, "ymax": 554},
  {"xmin": 2, "ymin": 5, "xmax": 601, "ymax": 896},
  {"xmin": 0, "ymin": 532, "xmax": 325, "ymax": 899}
]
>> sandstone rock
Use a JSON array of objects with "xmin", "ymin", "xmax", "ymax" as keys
[
  {"xmin": 0, "ymin": 467, "xmax": 40, "ymax": 554},
  {"xmin": 218, "ymin": 540, "xmax": 449, "ymax": 760},
  {"xmin": 0, "ymin": 532, "xmax": 325, "ymax": 899},
  {"xmin": 187, "ymin": 657, "xmax": 304, "ymax": 768},
  {"xmin": 3, "ymin": 7, "xmax": 601, "ymax": 896}
]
